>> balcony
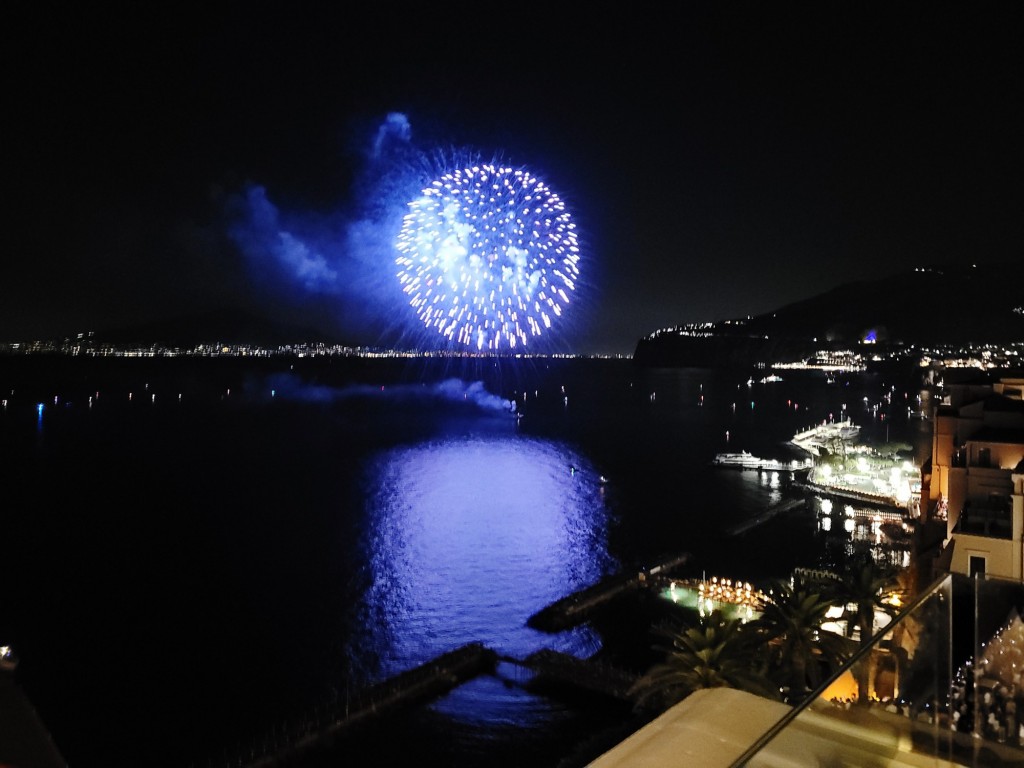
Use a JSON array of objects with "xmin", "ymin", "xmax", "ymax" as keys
[{"xmin": 954, "ymin": 501, "xmax": 1014, "ymax": 539}]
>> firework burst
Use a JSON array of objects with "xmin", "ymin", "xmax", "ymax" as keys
[{"xmin": 395, "ymin": 163, "xmax": 580, "ymax": 351}]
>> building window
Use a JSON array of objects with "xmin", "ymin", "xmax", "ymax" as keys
[{"xmin": 969, "ymin": 555, "xmax": 986, "ymax": 578}]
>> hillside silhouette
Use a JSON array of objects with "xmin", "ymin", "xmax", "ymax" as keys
[{"xmin": 634, "ymin": 263, "xmax": 1023, "ymax": 367}]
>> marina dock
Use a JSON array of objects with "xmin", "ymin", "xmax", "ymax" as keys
[
  {"xmin": 796, "ymin": 476, "xmax": 908, "ymax": 511},
  {"xmin": 790, "ymin": 418, "xmax": 860, "ymax": 455}
]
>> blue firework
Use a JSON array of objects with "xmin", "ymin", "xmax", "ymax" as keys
[{"xmin": 395, "ymin": 163, "xmax": 580, "ymax": 351}]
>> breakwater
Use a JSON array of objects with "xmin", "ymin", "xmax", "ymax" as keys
[{"xmin": 728, "ymin": 497, "xmax": 807, "ymax": 535}]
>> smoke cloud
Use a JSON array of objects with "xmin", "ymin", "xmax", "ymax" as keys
[
  {"xmin": 254, "ymin": 372, "xmax": 517, "ymax": 414},
  {"xmin": 224, "ymin": 112, "xmax": 427, "ymax": 341},
  {"xmin": 371, "ymin": 112, "xmax": 413, "ymax": 160},
  {"xmin": 227, "ymin": 186, "xmax": 339, "ymax": 292}
]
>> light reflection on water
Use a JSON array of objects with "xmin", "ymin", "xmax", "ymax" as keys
[{"xmin": 361, "ymin": 433, "xmax": 617, "ymax": 719}]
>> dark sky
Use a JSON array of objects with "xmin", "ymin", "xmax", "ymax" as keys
[{"xmin": 3, "ymin": 2, "xmax": 1022, "ymax": 355}]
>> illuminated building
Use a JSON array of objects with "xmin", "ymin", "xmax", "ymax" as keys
[{"xmin": 926, "ymin": 377, "xmax": 1024, "ymax": 578}]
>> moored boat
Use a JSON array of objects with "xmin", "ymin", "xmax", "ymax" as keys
[{"xmin": 711, "ymin": 450, "xmax": 758, "ymax": 467}]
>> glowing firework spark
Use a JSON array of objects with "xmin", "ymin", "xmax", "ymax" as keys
[{"xmin": 395, "ymin": 164, "xmax": 580, "ymax": 351}]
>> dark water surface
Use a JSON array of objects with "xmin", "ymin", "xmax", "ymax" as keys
[{"xmin": 0, "ymin": 355, "xmax": 931, "ymax": 767}]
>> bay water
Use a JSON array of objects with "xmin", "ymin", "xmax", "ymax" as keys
[{"xmin": 0, "ymin": 355, "xmax": 931, "ymax": 766}]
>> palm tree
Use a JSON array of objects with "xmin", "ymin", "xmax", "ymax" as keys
[
  {"xmin": 628, "ymin": 609, "xmax": 778, "ymax": 713},
  {"xmin": 753, "ymin": 578, "xmax": 852, "ymax": 703}
]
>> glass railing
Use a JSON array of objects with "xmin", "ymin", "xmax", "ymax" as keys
[{"xmin": 730, "ymin": 572, "xmax": 1024, "ymax": 767}]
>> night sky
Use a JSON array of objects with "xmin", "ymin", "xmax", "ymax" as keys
[{"xmin": 4, "ymin": 3, "xmax": 1022, "ymax": 355}]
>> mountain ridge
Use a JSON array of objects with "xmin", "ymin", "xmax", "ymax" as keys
[
  {"xmin": 19, "ymin": 263, "xmax": 1022, "ymax": 358},
  {"xmin": 633, "ymin": 262, "xmax": 1023, "ymax": 367}
]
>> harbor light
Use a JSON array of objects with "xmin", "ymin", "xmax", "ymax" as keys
[{"xmin": 895, "ymin": 480, "xmax": 912, "ymax": 504}]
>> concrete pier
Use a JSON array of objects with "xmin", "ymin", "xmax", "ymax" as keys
[
  {"xmin": 523, "ymin": 649, "xmax": 639, "ymax": 703},
  {"xmin": 527, "ymin": 552, "xmax": 691, "ymax": 632},
  {"xmin": 241, "ymin": 642, "xmax": 498, "ymax": 767},
  {"xmin": 0, "ymin": 666, "xmax": 67, "ymax": 768}
]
